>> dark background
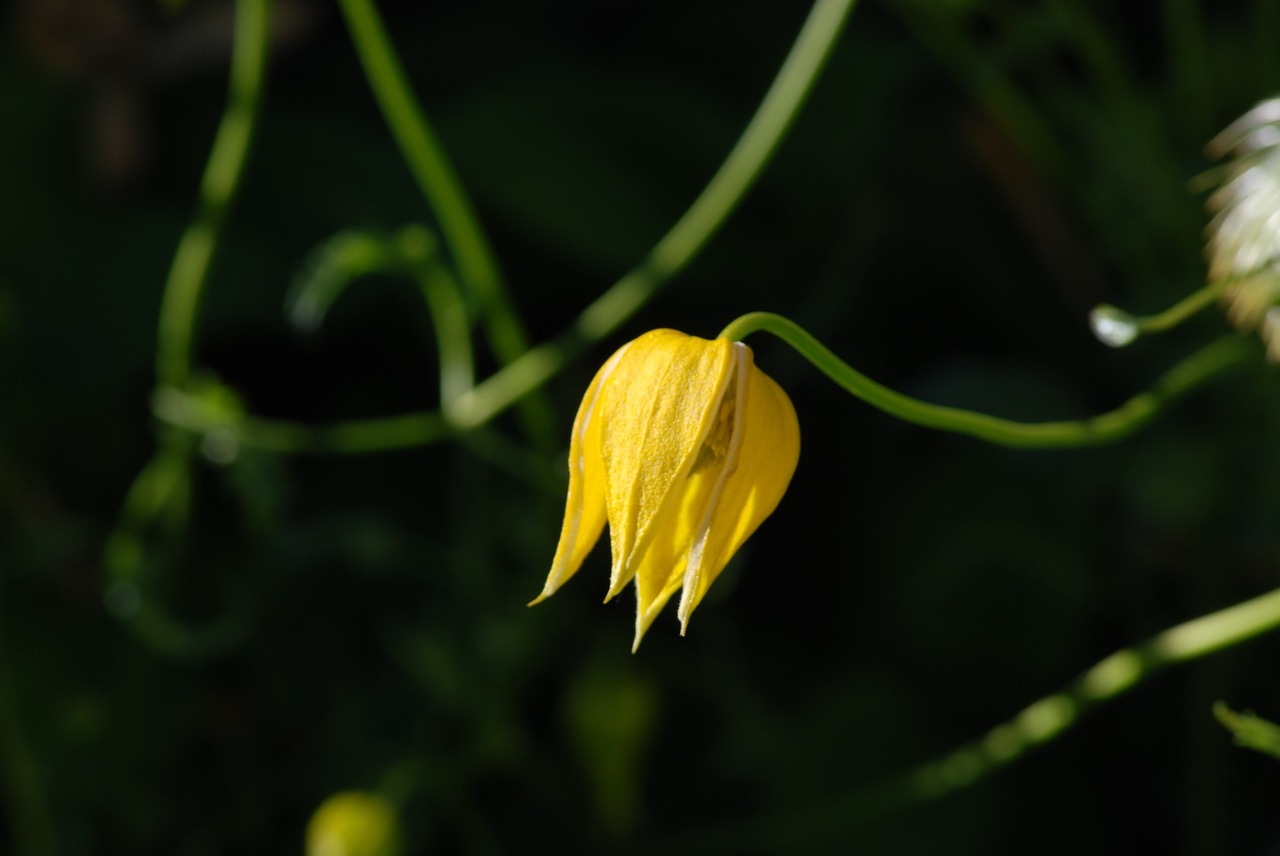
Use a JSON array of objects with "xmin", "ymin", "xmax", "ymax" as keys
[{"xmin": 3, "ymin": 0, "xmax": 1280, "ymax": 853}]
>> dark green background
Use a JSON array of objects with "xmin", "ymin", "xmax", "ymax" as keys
[{"xmin": 3, "ymin": 0, "xmax": 1280, "ymax": 852}]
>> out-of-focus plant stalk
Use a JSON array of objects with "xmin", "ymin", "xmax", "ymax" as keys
[
  {"xmin": 155, "ymin": 0, "xmax": 272, "ymax": 388},
  {"xmin": 111, "ymin": 0, "xmax": 272, "ymax": 659},
  {"xmin": 897, "ymin": 583, "xmax": 1280, "ymax": 802},
  {"xmin": 449, "ymin": 0, "xmax": 860, "ymax": 429},
  {"xmin": 155, "ymin": 0, "xmax": 860, "ymax": 449},
  {"xmin": 664, "ymin": 583, "xmax": 1280, "ymax": 852},
  {"xmin": 336, "ymin": 0, "xmax": 554, "ymax": 443}
]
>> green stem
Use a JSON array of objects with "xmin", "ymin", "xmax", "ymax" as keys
[
  {"xmin": 156, "ymin": 0, "xmax": 856, "ymax": 452},
  {"xmin": 152, "ymin": 386, "xmax": 453, "ymax": 454},
  {"xmin": 1134, "ymin": 279, "xmax": 1229, "ymax": 332},
  {"xmin": 399, "ymin": 235, "xmax": 476, "ymax": 410},
  {"xmin": 1214, "ymin": 703, "xmax": 1280, "ymax": 760},
  {"xmin": 1091, "ymin": 278, "xmax": 1230, "ymax": 347},
  {"xmin": 337, "ymin": 0, "xmax": 508, "ymax": 338},
  {"xmin": 284, "ymin": 225, "xmax": 477, "ymax": 410},
  {"xmin": 664, "ymin": 584, "xmax": 1280, "ymax": 852},
  {"xmin": 446, "ymin": 0, "xmax": 859, "ymax": 430},
  {"xmin": 111, "ymin": 0, "xmax": 270, "ymax": 659},
  {"xmin": 154, "ymin": 0, "xmax": 271, "ymax": 387},
  {"xmin": 336, "ymin": 0, "xmax": 553, "ymax": 441},
  {"xmin": 907, "ymin": 584, "xmax": 1280, "ymax": 799},
  {"xmin": 719, "ymin": 312, "xmax": 1251, "ymax": 449},
  {"xmin": 575, "ymin": 0, "xmax": 860, "ymax": 338}
]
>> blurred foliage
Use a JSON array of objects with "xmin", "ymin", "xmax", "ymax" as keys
[
  {"xmin": 3, "ymin": 0, "xmax": 1280, "ymax": 854},
  {"xmin": 1215, "ymin": 703, "xmax": 1280, "ymax": 762}
]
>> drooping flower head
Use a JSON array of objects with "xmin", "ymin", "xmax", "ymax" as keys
[{"xmin": 531, "ymin": 329, "xmax": 800, "ymax": 650}]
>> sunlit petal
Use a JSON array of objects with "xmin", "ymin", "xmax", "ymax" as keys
[
  {"xmin": 530, "ymin": 342, "xmax": 630, "ymax": 604},
  {"xmin": 631, "ymin": 455, "xmax": 725, "ymax": 649},
  {"xmin": 678, "ymin": 349, "xmax": 800, "ymax": 630},
  {"xmin": 598, "ymin": 331, "xmax": 734, "ymax": 598},
  {"xmin": 532, "ymin": 328, "xmax": 800, "ymax": 649}
]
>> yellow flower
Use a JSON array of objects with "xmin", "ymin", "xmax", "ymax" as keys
[{"xmin": 531, "ymin": 329, "xmax": 800, "ymax": 650}]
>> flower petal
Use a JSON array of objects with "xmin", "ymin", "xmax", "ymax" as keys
[
  {"xmin": 629, "ymin": 455, "xmax": 726, "ymax": 649},
  {"xmin": 676, "ymin": 348, "xmax": 800, "ymax": 631},
  {"xmin": 599, "ymin": 331, "xmax": 735, "ymax": 600},
  {"xmin": 530, "ymin": 342, "xmax": 630, "ymax": 605}
]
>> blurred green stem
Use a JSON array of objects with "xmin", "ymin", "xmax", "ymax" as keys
[
  {"xmin": 153, "ymin": 387, "xmax": 453, "ymax": 452},
  {"xmin": 152, "ymin": 385, "xmax": 561, "ymax": 488},
  {"xmin": 671, "ymin": 584, "xmax": 1280, "ymax": 852},
  {"xmin": 1214, "ymin": 702, "xmax": 1280, "ymax": 760},
  {"xmin": 385, "ymin": 224, "xmax": 477, "ymax": 408},
  {"xmin": 904, "ymin": 583, "xmax": 1280, "ymax": 800},
  {"xmin": 336, "ymin": 0, "xmax": 554, "ymax": 443},
  {"xmin": 573, "ymin": 0, "xmax": 860, "ymax": 338},
  {"xmin": 111, "ymin": 0, "xmax": 271, "ymax": 658},
  {"xmin": 1091, "ymin": 277, "xmax": 1230, "ymax": 344},
  {"xmin": 719, "ymin": 312, "xmax": 1250, "ymax": 448},
  {"xmin": 446, "ymin": 0, "xmax": 859, "ymax": 429},
  {"xmin": 154, "ymin": 0, "xmax": 271, "ymax": 387},
  {"xmin": 154, "ymin": 0, "xmax": 858, "ymax": 452}
]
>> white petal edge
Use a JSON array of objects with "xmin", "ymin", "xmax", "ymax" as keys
[{"xmin": 676, "ymin": 342, "xmax": 749, "ymax": 631}]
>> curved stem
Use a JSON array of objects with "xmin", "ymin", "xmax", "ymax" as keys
[
  {"xmin": 156, "ymin": 0, "xmax": 856, "ymax": 452},
  {"xmin": 284, "ymin": 225, "xmax": 477, "ymax": 411},
  {"xmin": 396, "ymin": 230, "xmax": 476, "ymax": 409},
  {"xmin": 574, "ymin": 0, "xmax": 860, "ymax": 337},
  {"xmin": 336, "ymin": 0, "xmax": 507, "ymax": 332},
  {"xmin": 447, "ymin": 0, "xmax": 859, "ymax": 429},
  {"xmin": 1091, "ymin": 278, "xmax": 1231, "ymax": 348},
  {"xmin": 906, "ymin": 583, "xmax": 1280, "ymax": 799},
  {"xmin": 111, "ymin": 0, "xmax": 271, "ymax": 659},
  {"xmin": 153, "ymin": 387, "xmax": 559, "ymax": 488},
  {"xmin": 1131, "ymin": 278, "xmax": 1230, "ymax": 333},
  {"xmin": 336, "ymin": 0, "xmax": 554, "ymax": 442},
  {"xmin": 1214, "ymin": 703, "xmax": 1280, "ymax": 760},
  {"xmin": 720, "ymin": 312, "xmax": 1252, "ymax": 449},
  {"xmin": 154, "ymin": 0, "xmax": 271, "ymax": 387},
  {"xmin": 661, "ymin": 584, "xmax": 1280, "ymax": 852},
  {"xmin": 152, "ymin": 386, "xmax": 453, "ymax": 453}
]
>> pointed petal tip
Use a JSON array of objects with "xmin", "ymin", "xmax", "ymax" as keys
[
  {"xmin": 679, "ymin": 607, "xmax": 693, "ymax": 637},
  {"xmin": 676, "ymin": 590, "xmax": 695, "ymax": 632},
  {"xmin": 633, "ymin": 605, "xmax": 658, "ymax": 653},
  {"xmin": 631, "ymin": 613, "xmax": 650, "ymax": 653},
  {"xmin": 603, "ymin": 568, "xmax": 630, "ymax": 604},
  {"xmin": 602, "ymin": 580, "xmax": 625, "ymax": 604}
]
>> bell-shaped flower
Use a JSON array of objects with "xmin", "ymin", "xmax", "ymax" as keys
[{"xmin": 531, "ymin": 329, "xmax": 800, "ymax": 650}]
